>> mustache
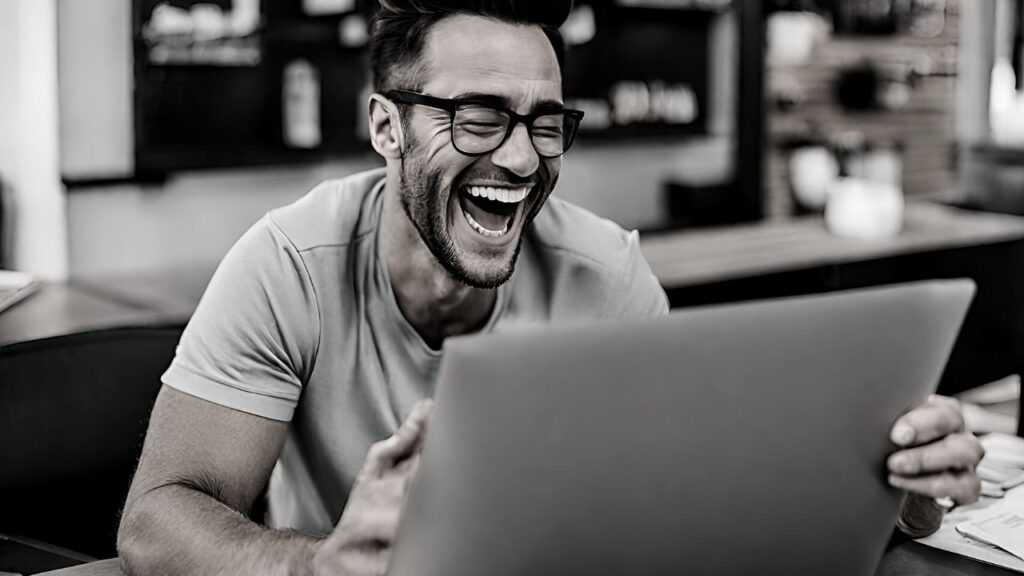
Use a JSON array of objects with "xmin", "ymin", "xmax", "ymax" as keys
[{"xmin": 456, "ymin": 168, "xmax": 538, "ymax": 187}]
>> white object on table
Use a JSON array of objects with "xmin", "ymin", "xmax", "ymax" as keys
[
  {"xmin": 0, "ymin": 270, "xmax": 40, "ymax": 314},
  {"xmin": 824, "ymin": 177, "xmax": 904, "ymax": 239},
  {"xmin": 918, "ymin": 433, "xmax": 1024, "ymax": 571}
]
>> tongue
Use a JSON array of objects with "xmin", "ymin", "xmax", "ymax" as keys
[{"xmin": 461, "ymin": 193, "xmax": 513, "ymax": 231}]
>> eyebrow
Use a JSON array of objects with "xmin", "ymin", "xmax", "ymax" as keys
[{"xmin": 451, "ymin": 91, "xmax": 566, "ymax": 113}]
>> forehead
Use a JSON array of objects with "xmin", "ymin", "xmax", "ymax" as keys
[{"xmin": 420, "ymin": 13, "xmax": 562, "ymax": 110}]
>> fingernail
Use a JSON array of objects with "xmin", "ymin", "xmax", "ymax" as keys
[{"xmin": 891, "ymin": 423, "xmax": 915, "ymax": 445}]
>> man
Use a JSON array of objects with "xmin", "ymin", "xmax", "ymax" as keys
[{"xmin": 117, "ymin": 1, "xmax": 983, "ymax": 574}]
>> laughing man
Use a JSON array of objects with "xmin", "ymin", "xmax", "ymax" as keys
[{"xmin": 117, "ymin": 1, "xmax": 983, "ymax": 574}]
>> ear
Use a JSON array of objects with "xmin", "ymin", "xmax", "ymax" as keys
[{"xmin": 368, "ymin": 93, "xmax": 405, "ymax": 159}]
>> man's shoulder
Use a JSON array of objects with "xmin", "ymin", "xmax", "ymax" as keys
[
  {"xmin": 267, "ymin": 167, "xmax": 386, "ymax": 252},
  {"xmin": 528, "ymin": 195, "xmax": 639, "ymax": 273}
]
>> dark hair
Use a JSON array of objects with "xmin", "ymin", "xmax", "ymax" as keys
[{"xmin": 369, "ymin": 0, "xmax": 572, "ymax": 93}]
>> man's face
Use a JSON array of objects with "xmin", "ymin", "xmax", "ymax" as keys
[{"xmin": 396, "ymin": 14, "xmax": 562, "ymax": 289}]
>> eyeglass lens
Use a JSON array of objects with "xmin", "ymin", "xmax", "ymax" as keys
[{"xmin": 452, "ymin": 104, "xmax": 572, "ymax": 157}]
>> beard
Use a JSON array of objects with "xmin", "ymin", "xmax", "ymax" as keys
[{"xmin": 397, "ymin": 137, "xmax": 555, "ymax": 290}]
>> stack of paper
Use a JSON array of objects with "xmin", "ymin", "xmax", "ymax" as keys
[
  {"xmin": 0, "ymin": 269, "xmax": 39, "ymax": 314},
  {"xmin": 977, "ymin": 434, "xmax": 1024, "ymax": 498},
  {"xmin": 918, "ymin": 433, "xmax": 1024, "ymax": 572}
]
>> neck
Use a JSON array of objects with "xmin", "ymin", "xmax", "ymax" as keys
[{"xmin": 381, "ymin": 175, "xmax": 496, "ymax": 350}]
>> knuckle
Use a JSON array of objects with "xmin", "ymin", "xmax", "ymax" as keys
[
  {"xmin": 926, "ymin": 474, "xmax": 950, "ymax": 496},
  {"xmin": 950, "ymin": 434, "xmax": 984, "ymax": 466},
  {"xmin": 903, "ymin": 452, "xmax": 922, "ymax": 475}
]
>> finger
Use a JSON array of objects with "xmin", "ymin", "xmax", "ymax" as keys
[
  {"xmin": 890, "ymin": 396, "xmax": 964, "ymax": 447},
  {"xmin": 888, "ymin": 469, "xmax": 982, "ymax": 505},
  {"xmin": 361, "ymin": 400, "xmax": 433, "ymax": 478},
  {"xmin": 377, "ymin": 400, "xmax": 434, "ymax": 462},
  {"xmin": 887, "ymin": 432, "xmax": 985, "ymax": 476},
  {"xmin": 393, "ymin": 399, "xmax": 434, "ymax": 455},
  {"xmin": 389, "ymin": 453, "xmax": 422, "ymax": 493}
]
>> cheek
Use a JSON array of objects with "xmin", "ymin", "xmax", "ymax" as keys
[{"xmin": 542, "ymin": 158, "xmax": 560, "ymax": 183}]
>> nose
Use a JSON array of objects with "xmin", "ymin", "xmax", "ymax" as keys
[{"xmin": 490, "ymin": 122, "xmax": 540, "ymax": 178}]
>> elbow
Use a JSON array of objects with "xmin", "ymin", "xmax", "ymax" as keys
[
  {"xmin": 117, "ymin": 491, "xmax": 163, "ymax": 576},
  {"xmin": 116, "ymin": 499, "xmax": 145, "ymax": 576}
]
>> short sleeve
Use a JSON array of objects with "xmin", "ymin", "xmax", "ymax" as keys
[
  {"xmin": 605, "ymin": 230, "xmax": 669, "ymax": 319},
  {"xmin": 162, "ymin": 215, "xmax": 320, "ymax": 422}
]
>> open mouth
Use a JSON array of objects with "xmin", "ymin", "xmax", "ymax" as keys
[{"xmin": 457, "ymin": 185, "xmax": 532, "ymax": 238}]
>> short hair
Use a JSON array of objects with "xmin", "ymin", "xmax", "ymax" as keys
[{"xmin": 369, "ymin": 0, "xmax": 573, "ymax": 93}]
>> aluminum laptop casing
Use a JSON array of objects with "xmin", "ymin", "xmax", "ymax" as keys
[{"xmin": 388, "ymin": 280, "xmax": 976, "ymax": 576}]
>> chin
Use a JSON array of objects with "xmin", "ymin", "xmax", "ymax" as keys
[{"xmin": 445, "ymin": 245, "xmax": 520, "ymax": 289}]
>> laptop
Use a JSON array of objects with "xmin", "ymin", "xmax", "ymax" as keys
[{"xmin": 388, "ymin": 280, "xmax": 976, "ymax": 576}]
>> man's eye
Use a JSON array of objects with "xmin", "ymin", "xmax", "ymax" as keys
[
  {"xmin": 533, "ymin": 127, "xmax": 563, "ymax": 136},
  {"xmin": 461, "ymin": 121, "xmax": 503, "ymax": 128},
  {"xmin": 458, "ymin": 122, "xmax": 505, "ymax": 135}
]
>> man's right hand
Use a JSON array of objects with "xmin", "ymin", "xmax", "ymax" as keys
[{"xmin": 311, "ymin": 400, "xmax": 433, "ymax": 576}]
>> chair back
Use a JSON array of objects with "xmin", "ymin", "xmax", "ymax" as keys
[{"xmin": 0, "ymin": 327, "xmax": 182, "ymax": 559}]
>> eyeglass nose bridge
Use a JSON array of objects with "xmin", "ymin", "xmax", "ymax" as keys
[
  {"xmin": 492, "ymin": 113, "xmax": 542, "ymax": 157},
  {"xmin": 484, "ymin": 111, "xmax": 564, "ymax": 159}
]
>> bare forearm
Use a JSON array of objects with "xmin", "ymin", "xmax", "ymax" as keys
[{"xmin": 118, "ymin": 484, "xmax": 320, "ymax": 576}]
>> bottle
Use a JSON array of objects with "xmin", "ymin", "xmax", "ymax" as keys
[{"xmin": 283, "ymin": 59, "xmax": 322, "ymax": 149}]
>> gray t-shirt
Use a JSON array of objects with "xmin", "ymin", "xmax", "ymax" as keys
[{"xmin": 162, "ymin": 167, "xmax": 668, "ymax": 533}]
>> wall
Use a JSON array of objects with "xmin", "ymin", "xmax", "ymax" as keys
[
  {"xmin": 64, "ymin": 7, "xmax": 737, "ymax": 278},
  {"xmin": 0, "ymin": 0, "xmax": 69, "ymax": 278},
  {"xmin": 67, "ymin": 138, "xmax": 731, "ymax": 277}
]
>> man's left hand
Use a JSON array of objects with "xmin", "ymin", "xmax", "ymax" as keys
[{"xmin": 886, "ymin": 395, "xmax": 984, "ymax": 537}]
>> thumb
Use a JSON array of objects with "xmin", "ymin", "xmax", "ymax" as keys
[{"xmin": 370, "ymin": 400, "xmax": 434, "ymax": 470}]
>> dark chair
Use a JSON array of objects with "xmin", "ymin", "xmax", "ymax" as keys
[{"xmin": 0, "ymin": 327, "xmax": 182, "ymax": 573}]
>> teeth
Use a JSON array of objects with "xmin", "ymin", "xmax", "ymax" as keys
[
  {"xmin": 462, "ymin": 208, "xmax": 509, "ymax": 237},
  {"xmin": 464, "ymin": 186, "xmax": 530, "ymax": 204}
]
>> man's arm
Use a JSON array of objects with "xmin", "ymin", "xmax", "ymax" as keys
[
  {"xmin": 118, "ymin": 386, "xmax": 433, "ymax": 576},
  {"xmin": 117, "ymin": 385, "xmax": 316, "ymax": 575}
]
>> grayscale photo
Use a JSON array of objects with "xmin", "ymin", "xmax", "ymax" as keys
[{"xmin": 1, "ymin": 0, "xmax": 1023, "ymax": 575}]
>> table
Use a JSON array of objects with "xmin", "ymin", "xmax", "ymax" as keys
[
  {"xmin": 32, "ymin": 542, "xmax": 1023, "ymax": 575},
  {"xmin": 0, "ymin": 283, "xmax": 170, "ymax": 347},
  {"xmin": 643, "ymin": 202, "xmax": 1024, "ymax": 404},
  {"xmin": 641, "ymin": 202, "xmax": 1024, "ymax": 288},
  {"xmin": 0, "ymin": 265, "xmax": 210, "ymax": 348}
]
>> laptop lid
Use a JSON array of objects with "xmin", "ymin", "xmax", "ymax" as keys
[{"xmin": 388, "ymin": 279, "xmax": 976, "ymax": 576}]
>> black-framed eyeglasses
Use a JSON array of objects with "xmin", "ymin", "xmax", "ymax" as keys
[{"xmin": 385, "ymin": 89, "xmax": 584, "ymax": 159}]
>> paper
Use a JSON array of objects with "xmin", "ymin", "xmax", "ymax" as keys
[
  {"xmin": 917, "ymin": 432, "xmax": 1024, "ymax": 573},
  {"xmin": 957, "ymin": 511, "xmax": 1024, "ymax": 561},
  {"xmin": 917, "ymin": 486, "xmax": 1024, "ymax": 572}
]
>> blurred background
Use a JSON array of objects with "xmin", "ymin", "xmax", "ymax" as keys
[
  {"xmin": 2, "ymin": 0, "xmax": 1024, "ymax": 390},
  {"xmin": 0, "ymin": 0, "xmax": 1018, "ymax": 279}
]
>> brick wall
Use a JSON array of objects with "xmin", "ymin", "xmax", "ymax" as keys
[{"xmin": 765, "ymin": 1, "xmax": 961, "ymax": 219}]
